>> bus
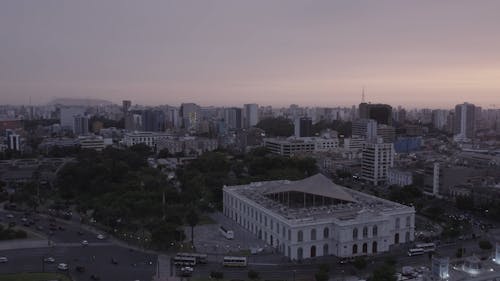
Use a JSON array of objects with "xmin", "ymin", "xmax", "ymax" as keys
[
  {"xmin": 415, "ymin": 243, "xmax": 436, "ymax": 252},
  {"xmin": 222, "ymin": 256, "xmax": 247, "ymax": 267},
  {"xmin": 407, "ymin": 248, "xmax": 425, "ymax": 257},
  {"xmin": 219, "ymin": 226, "xmax": 234, "ymax": 240},
  {"xmin": 176, "ymin": 252, "xmax": 208, "ymax": 264},
  {"xmin": 173, "ymin": 255, "xmax": 196, "ymax": 266}
]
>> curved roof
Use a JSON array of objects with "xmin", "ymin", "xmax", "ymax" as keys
[{"xmin": 262, "ymin": 173, "xmax": 357, "ymax": 203}]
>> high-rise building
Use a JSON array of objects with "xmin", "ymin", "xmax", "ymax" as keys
[
  {"xmin": 294, "ymin": 117, "xmax": 313, "ymax": 137},
  {"xmin": 180, "ymin": 103, "xmax": 200, "ymax": 131},
  {"xmin": 244, "ymin": 104, "xmax": 259, "ymax": 128},
  {"xmin": 361, "ymin": 139, "xmax": 394, "ymax": 186},
  {"xmin": 142, "ymin": 110, "xmax": 165, "ymax": 132},
  {"xmin": 453, "ymin": 103, "xmax": 476, "ymax": 141},
  {"xmin": 122, "ymin": 100, "xmax": 131, "ymax": 115},
  {"xmin": 224, "ymin": 107, "xmax": 243, "ymax": 130},
  {"xmin": 7, "ymin": 133, "xmax": 21, "ymax": 151},
  {"xmin": 431, "ymin": 109, "xmax": 448, "ymax": 130},
  {"xmin": 60, "ymin": 106, "xmax": 85, "ymax": 131},
  {"xmin": 73, "ymin": 115, "xmax": 89, "ymax": 136},
  {"xmin": 359, "ymin": 103, "xmax": 392, "ymax": 125},
  {"xmin": 352, "ymin": 119, "xmax": 377, "ymax": 141}
]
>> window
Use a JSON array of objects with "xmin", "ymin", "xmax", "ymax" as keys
[
  {"xmin": 372, "ymin": 225, "xmax": 378, "ymax": 237},
  {"xmin": 372, "ymin": 241, "xmax": 378, "ymax": 253},
  {"xmin": 405, "ymin": 231, "xmax": 410, "ymax": 242},
  {"xmin": 288, "ymin": 229, "xmax": 291, "ymax": 241},
  {"xmin": 362, "ymin": 243, "xmax": 367, "ymax": 253},
  {"xmin": 352, "ymin": 244, "xmax": 358, "ymax": 254},
  {"xmin": 297, "ymin": 230, "xmax": 303, "ymax": 242},
  {"xmin": 311, "ymin": 229, "xmax": 317, "ymax": 241},
  {"xmin": 297, "ymin": 247, "xmax": 303, "ymax": 260},
  {"xmin": 323, "ymin": 244, "xmax": 329, "ymax": 256},
  {"xmin": 277, "ymin": 223, "xmax": 280, "ymax": 234},
  {"xmin": 310, "ymin": 245, "xmax": 316, "ymax": 258},
  {"xmin": 406, "ymin": 216, "xmax": 411, "ymax": 227},
  {"xmin": 394, "ymin": 233, "xmax": 400, "ymax": 244},
  {"xmin": 363, "ymin": 226, "xmax": 368, "ymax": 238},
  {"xmin": 353, "ymin": 228, "xmax": 358, "ymax": 240},
  {"xmin": 396, "ymin": 218, "xmax": 400, "ymax": 229},
  {"xmin": 323, "ymin": 227, "xmax": 329, "ymax": 239}
]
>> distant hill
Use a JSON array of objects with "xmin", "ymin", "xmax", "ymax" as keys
[{"xmin": 48, "ymin": 98, "xmax": 114, "ymax": 106}]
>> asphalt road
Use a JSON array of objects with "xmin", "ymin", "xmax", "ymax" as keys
[{"xmin": 0, "ymin": 210, "xmax": 157, "ymax": 281}]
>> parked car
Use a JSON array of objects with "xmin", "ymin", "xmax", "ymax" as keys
[
  {"xmin": 44, "ymin": 257, "xmax": 56, "ymax": 263},
  {"xmin": 57, "ymin": 263, "xmax": 69, "ymax": 271},
  {"xmin": 0, "ymin": 257, "xmax": 8, "ymax": 263}
]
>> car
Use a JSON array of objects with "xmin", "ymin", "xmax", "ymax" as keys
[
  {"xmin": 21, "ymin": 217, "xmax": 28, "ymax": 222},
  {"xmin": 81, "ymin": 240, "xmax": 89, "ymax": 246},
  {"xmin": 5, "ymin": 214, "xmax": 14, "ymax": 219},
  {"xmin": 180, "ymin": 266, "xmax": 194, "ymax": 277},
  {"xmin": 75, "ymin": 265, "xmax": 85, "ymax": 272},
  {"xmin": 57, "ymin": 263, "xmax": 69, "ymax": 271},
  {"xmin": 0, "ymin": 257, "xmax": 8, "ymax": 263},
  {"xmin": 96, "ymin": 234, "xmax": 105, "ymax": 240},
  {"xmin": 44, "ymin": 257, "xmax": 56, "ymax": 263}
]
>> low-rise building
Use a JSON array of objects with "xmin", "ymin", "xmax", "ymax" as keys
[
  {"xmin": 264, "ymin": 137, "xmax": 339, "ymax": 157},
  {"xmin": 387, "ymin": 168, "xmax": 413, "ymax": 187},
  {"xmin": 223, "ymin": 174, "xmax": 415, "ymax": 260}
]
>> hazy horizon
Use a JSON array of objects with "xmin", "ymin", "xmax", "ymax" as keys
[{"xmin": 1, "ymin": 1, "xmax": 499, "ymax": 108}]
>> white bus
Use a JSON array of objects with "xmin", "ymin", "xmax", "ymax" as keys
[
  {"xmin": 222, "ymin": 256, "xmax": 247, "ymax": 267},
  {"xmin": 176, "ymin": 252, "xmax": 208, "ymax": 264},
  {"xmin": 219, "ymin": 226, "xmax": 234, "ymax": 240},
  {"xmin": 415, "ymin": 243, "xmax": 436, "ymax": 252},
  {"xmin": 173, "ymin": 255, "xmax": 196, "ymax": 266},
  {"xmin": 407, "ymin": 248, "xmax": 425, "ymax": 257}
]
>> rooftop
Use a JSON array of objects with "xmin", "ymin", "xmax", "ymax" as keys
[{"xmin": 225, "ymin": 174, "xmax": 413, "ymax": 224}]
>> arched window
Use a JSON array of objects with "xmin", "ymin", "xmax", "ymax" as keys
[
  {"xmin": 405, "ymin": 231, "xmax": 410, "ymax": 242},
  {"xmin": 396, "ymin": 218, "xmax": 400, "ymax": 229},
  {"xmin": 372, "ymin": 241, "xmax": 378, "ymax": 253},
  {"xmin": 394, "ymin": 233, "xmax": 400, "ymax": 244},
  {"xmin": 363, "ymin": 226, "xmax": 368, "ymax": 238},
  {"xmin": 353, "ymin": 228, "xmax": 358, "ymax": 240},
  {"xmin": 297, "ymin": 230, "xmax": 303, "ymax": 242},
  {"xmin": 372, "ymin": 225, "xmax": 378, "ymax": 237},
  {"xmin": 323, "ymin": 244, "xmax": 329, "ymax": 256},
  {"xmin": 297, "ymin": 247, "xmax": 303, "ymax": 260},
  {"xmin": 310, "ymin": 245, "xmax": 316, "ymax": 258},
  {"xmin": 311, "ymin": 229, "xmax": 317, "ymax": 241},
  {"xmin": 352, "ymin": 244, "xmax": 358, "ymax": 254},
  {"xmin": 362, "ymin": 243, "xmax": 368, "ymax": 253},
  {"xmin": 323, "ymin": 227, "xmax": 329, "ymax": 239}
]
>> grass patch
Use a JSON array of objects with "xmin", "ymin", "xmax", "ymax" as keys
[{"xmin": 0, "ymin": 272, "xmax": 72, "ymax": 281}]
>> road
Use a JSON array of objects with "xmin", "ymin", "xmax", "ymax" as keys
[{"xmin": 0, "ymin": 210, "xmax": 157, "ymax": 281}]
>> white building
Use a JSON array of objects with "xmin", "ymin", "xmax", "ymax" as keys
[
  {"xmin": 223, "ymin": 174, "xmax": 415, "ymax": 260},
  {"xmin": 122, "ymin": 131, "xmax": 173, "ymax": 149},
  {"xmin": 78, "ymin": 135, "xmax": 109, "ymax": 151},
  {"xmin": 73, "ymin": 115, "xmax": 89, "ymax": 135},
  {"xmin": 361, "ymin": 140, "xmax": 394, "ymax": 186},
  {"xmin": 156, "ymin": 136, "xmax": 218, "ymax": 155},
  {"xmin": 8, "ymin": 133, "xmax": 21, "ymax": 151},
  {"xmin": 387, "ymin": 168, "xmax": 413, "ymax": 187},
  {"xmin": 264, "ymin": 137, "xmax": 339, "ymax": 157},
  {"xmin": 244, "ymin": 104, "xmax": 259, "ymax": 128}
]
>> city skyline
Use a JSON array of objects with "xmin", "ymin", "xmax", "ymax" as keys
[{"xmin": 1, "ymin": 1, "xmax": 500, "ymax": 108}]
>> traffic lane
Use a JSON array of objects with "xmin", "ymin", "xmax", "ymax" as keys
[{"xmin": 0, "ymin": 245, "xmax": 156, "ymax": 281}]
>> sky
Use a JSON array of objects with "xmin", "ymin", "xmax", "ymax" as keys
[{"xmin": 0, "ymin": 0, "xmax": 499, "ymax": 109}]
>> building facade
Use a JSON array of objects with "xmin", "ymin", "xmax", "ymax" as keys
[
  {"xmin": 223, "ymin": 174, "xmax": 415, "ymax": 260},
  {"xmin": 361, "ymin": 141, "xmax": 394, "ymax": 186},
  {"xmin": 264, "ymin": 137, "xmax": 339, "ymax": 157}
]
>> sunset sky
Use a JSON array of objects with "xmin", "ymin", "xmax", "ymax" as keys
[{"xmin": 1, "ymin": 0, "xmax": 499, "ymax": 108}]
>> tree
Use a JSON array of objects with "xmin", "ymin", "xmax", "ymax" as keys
[
  {"xmin": 210, "ymin": 271, "xmax": 224, "ymax": 280},
  {"xmin": 353, "ymin": 256, "xmax": 367, "ymax": 270},
  {"xmin": 255, "ymin": 117, "xmax": 293, "ymax": 137},
  {"xmin": 370, "ymin": 264, "xmax": 397, "ymax": 281},
  {"xmin": 479, "ymin": 240, "xmax": 493, "ymax": 250},
  {"xmin": 315, "ymin": 270, "xmax": 329, "ymax": 281},
  {"xmin": 186, "ymin": 208, "xmax": 199, "ymax": 245},
  {"xmin": 248, "ymin": 269, "xmax": 259, "ymax": 280}
]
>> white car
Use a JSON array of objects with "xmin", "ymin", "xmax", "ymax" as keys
[
  {"xmin": 5, "ymin": 214, "xmax": 14, "ymax": 219},
  {"xmin": 44, "ymin": 257, "xmax": 55, "ymax": 263},
  {"xmin": 0, "ymin": 257, "xmax": 8, "ymax": 263},
  {"xmin": 57, "ymin": 263, "xmax": 69, "ymax": 271},
  {"xmin": 96, "ymin": 234, "xmax": 105, "ymax": 240},
  {"xmin": 81, "ymin": 240, "xmax": 89, "ymax": 246}
]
